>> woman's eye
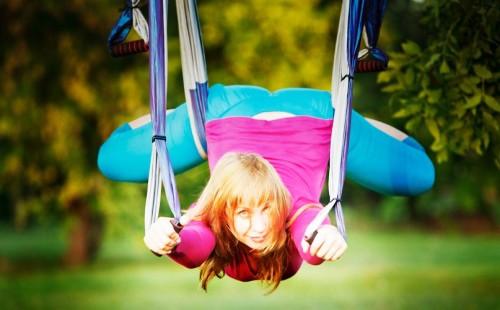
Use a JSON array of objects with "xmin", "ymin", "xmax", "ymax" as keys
[{"xmin": 237, "ymin": 210, "xmax": 249, "ymax": 216}]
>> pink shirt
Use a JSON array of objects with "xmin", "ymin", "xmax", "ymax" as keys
[{"xmin": 169, "ymin": 116, "xmax": 333, "ymax": 280}]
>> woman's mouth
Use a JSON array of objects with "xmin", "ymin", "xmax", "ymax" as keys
[{"xmin": 250, "ymin": 236, "xmax": 266, "ymax": 243}]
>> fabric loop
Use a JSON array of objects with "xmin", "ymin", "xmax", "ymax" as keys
[
  {"xmin": 329, "ymin": 198, "xmax": 342, "ymax": 205},
  {"xmin": 152, "ymin": 135, "xmax": 166, "ymax": 142},
  {"xmin": 341, "ymin": 74, "xmax": 355, "ymax": 81}
]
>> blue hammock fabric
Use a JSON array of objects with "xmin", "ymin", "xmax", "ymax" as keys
[
  {"xmin": 98, "ymin": 84, "xmax": 435, "ymax": 197},
  {"xmin": 108, "ymin": 0, "xmax": 135, "ymax": 49},
  {"xmin": 189, "ymin": 81, "xmax": 209, "ymax": 151},
  {"xmin": 359, "ymin": 0, "xmax": 389, "ymax": 65},
  {"xmin": 176, "ymin": 0, "xmax": 210, "ymax": 156},
  {"xmin": 364, "ymin": 0, "xmax": 386, "ymax": 44}
]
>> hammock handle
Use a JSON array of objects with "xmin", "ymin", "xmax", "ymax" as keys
[
  {"xmin": 111, "ymin": 39, "xmax": 149, "ymax": 57},
  {"xmin": 356, "ymin": 58, "xmax": 387, "ymax": 73}
]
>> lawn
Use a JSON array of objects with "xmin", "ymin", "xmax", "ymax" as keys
[{"xmin": 1, "ymin": 225, "xmax": 499, "ymax": 309}]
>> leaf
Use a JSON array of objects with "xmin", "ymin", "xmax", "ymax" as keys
[
  {"xmin": 421, "ymin": 75, "xmax": 430, "ymax": 88},
  {"xmin": 431, "ymin": 138, "xmax": 446, "ymax": 152},
  {"xmin": 393, "ymin": 104, "xmax": 421, "ymax": 118},
  {"xmin": 449, "ymin": 120, "xmax": 464, "ymax": 130},
  {"xmin": 483, "ymin": 111, "xmax": 500, "ymax": 131},
  {"xmin": 402, "ymin": 41, "xmax": 421, "ymax": 56},
  {"xmin": 426, "ymin": 119, "xmax": 440, "ymax": 141},
  {"xmin": 393, "ymin": 109, "xmax": 411, "ymax": 118},
  {"xmin": 471, "ymin": 139, "xmax": 483, "ymax": 155},
  {"xmin": 463, "ymin": 94, "xmax": 482, "ymax": 110},
  {"xmin": 473, "ymin": 49, "xmax": 482, "ymax": 59},
  {"xmin": 405, "ymin": 117, "xmax": 421, "ymax": 132},
  {"xmin": 425, "ymin": 53, "xmax": 440, "ymax": 69},
  {"xmin": 467, "ymin": 76, "xmax": 481, "ymax": 85},
  {"xmin": 377, "ymin": 71, "xmax": 394, "ymax": 83},
  {"xmin": 473, "ymin": 65, "xmax": 493, "ymax": 79},
  {"xmin": 439, "ymin": 61, "xmax": 450, "ymax": 74},
  {"xmin": 484, "ymin": 95, "xmax": 500, "ymax": 112},
  {"xmin": 427, "ymin": 90, "xmax": 442, "ymax": 104},
  {"xmin": 404, "ymin": 69, "xmax": 415, "ymax": 85},
  {"xmin": 436, "ymin": 149, "xmax": 449, "ymax": 164},
  {"xmin": 382, "ymin": 84, "xmax": 403, "ymax": 93},
  {"xmin": 482, "ymin": 131, "xmax": 490, "ymax": 148}
]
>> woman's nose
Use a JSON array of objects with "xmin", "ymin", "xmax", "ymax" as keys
[{"xmin": 251, "ymin": 212, "xmax": 268, "ymax": 234}]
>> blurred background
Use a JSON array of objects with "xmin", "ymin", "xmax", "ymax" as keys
[{"xmin": 0, "ymin": 0, "xmax": 498, "ymax": 308}]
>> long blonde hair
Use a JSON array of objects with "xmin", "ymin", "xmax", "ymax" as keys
[{"xmin": 193, "ymin": 152, "xmax": 291, "ymax": 292}]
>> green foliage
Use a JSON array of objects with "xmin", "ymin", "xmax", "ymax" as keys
[
  {"xmin": 0, "ymin": 2, "xmax": 150, "ymax": 227},
  {"xmin": 378, "ymin": 197, "xmax": 410, "ymax": 224},
  {"xmin": 378, "ymin": 1, "xmax": 500, "ymax": 167},
  {"xmin": 199, "ymin": 0, "xmax": 338, "ymax": 90}
]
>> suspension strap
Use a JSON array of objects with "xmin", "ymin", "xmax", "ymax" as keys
[
  {"xmin": 305, "ymin": 0, "xmax": 368, "ymax": 242},
  {"xmin": 144, "ymin": 0, "xmax": 181, "ymax": 235},
  {"xmin": 176, "ymin": 0, "xmax": 209, "ymax": 158},
  {"xmin": 356, "ymin": 0, "xmax": 389, "ymax": 73}
]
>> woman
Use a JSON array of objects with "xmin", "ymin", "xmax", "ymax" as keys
[{"xmin": 144, "ymin": 115, "xmax": 347, "ymax": 292}]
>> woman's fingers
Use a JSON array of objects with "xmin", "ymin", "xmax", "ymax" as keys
[
  {"xmin": 331, "ymin": 242, "xmax": 348, "ymax": 261},
  {"xmin": 324, "ymin": 244, "xmax": 338, "ymax": 261},
  {"xmin": 144, "ymin": 217, "xmax": 181, "ymax": 255},
  {"xmin": 324, "ymin": 239, "xmax": 345, "ymax": 261},
  {"xmin": 309, "ymin": 229, "xmax": 331, "ymax": 257},
  {"xmin": 308, "ymin": 225, "xmax": 347, "ymax": 260},
  {"xmin": 315, "ymin": 239, "xmax": 335, "ymax": 258}
]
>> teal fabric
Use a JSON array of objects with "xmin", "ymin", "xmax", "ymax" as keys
[{"xmin": 97, "ymin": 84, "xmax": 434, "ymax": 195}]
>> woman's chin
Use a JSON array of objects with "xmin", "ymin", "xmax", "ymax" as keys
[{"xmin": 244, "ymin": 239, "xmax": 268, "ymax": 251}]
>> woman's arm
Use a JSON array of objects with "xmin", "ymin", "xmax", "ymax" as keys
[
  {"xmin": 144, "ymin": 216, "xmax": 215, "ymax": 269},
  {"xmin": 289, "ymin": 206, "xmax": 347, "ymax": 264},
  {"xmin": 289, "ymin": 207, "xmax": 330, "ymax": 265},
  {"xmin": 168, "ymin": 220, "xmax": 216, "ymax": 269}
]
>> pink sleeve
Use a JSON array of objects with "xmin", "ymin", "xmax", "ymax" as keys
[
  {"xmin": 168, "ymin": 220, "xmax": 215, "ymax": 269},
  {"xmin": 289, "ymin": 207, "xmax": 331, "ymax": 265}
]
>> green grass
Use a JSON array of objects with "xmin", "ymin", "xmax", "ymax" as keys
[{"xmin": 1, "ymin": 226, "xmax": 499, "ymax": 309}]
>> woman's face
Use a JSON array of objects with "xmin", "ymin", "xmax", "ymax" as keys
[{"xmin": 232, "ymin": 203, "xmax": 271, "ymax": 250}]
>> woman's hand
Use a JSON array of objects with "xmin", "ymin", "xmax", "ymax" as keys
[
  {"xmin": 144, "ymin": 217, "xmax": 181, "ymax": 256},
  {"xmin": 301, "ymin": 224, "xmax": 347, "ymax": 261}
]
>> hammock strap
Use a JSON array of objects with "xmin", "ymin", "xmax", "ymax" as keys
[
  {"xmin": 144, "ymin": 0, "xmax": 181, "ymax": 233},
  {"xmin": 176, "ymin": 0, "xmax": 209, "ymax": 158},
  {"xmin": 356, "ymin": 0, "xmax": 388, "ymax": 72},
  {"xmin": 306, "ymin": 0, "xmax": 367, "ymax": 241}
]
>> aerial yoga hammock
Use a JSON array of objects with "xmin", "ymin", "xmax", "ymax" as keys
[{"xmin": 100, "ymin": 0, "xmax": 434, "ymax": 284}]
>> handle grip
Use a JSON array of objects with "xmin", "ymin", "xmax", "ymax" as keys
[
  {"xmin": 110, "ymin": 39, "xmax": 149, "ymax": 57},
  {"xmin": 356, "ymin": 59, "xmax": 387, "ymax": 73},
  {"xmin": 304, "ymin": 230, "xmax": 318, "ymax": 245},
  {"xmin": 150, "ymin": 218, "xmax": 184, "ymax": 257}
]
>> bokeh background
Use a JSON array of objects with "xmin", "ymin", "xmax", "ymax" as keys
[{"xmin": 1, "ymin": 0, "xmax": 499, "ymax": 308}]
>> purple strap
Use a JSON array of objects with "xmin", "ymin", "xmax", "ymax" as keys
[{"xmin": 148, "ymin": 0, "xmax": 181, "ymax": 221}]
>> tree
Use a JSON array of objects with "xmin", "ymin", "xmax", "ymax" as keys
[
  {"xmin": 0, "ymin": 1, "xmax": 151, "ymax": 264},
  {"xmin": 378, "ymin": 0, "xmax": 499, "ymax": 167},
  {"xmin": 375, "ymin": 0, "xmax": 499, "ymax": 226}
]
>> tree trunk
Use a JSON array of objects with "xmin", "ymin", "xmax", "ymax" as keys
[{"xmin": 63, "ymin": 199, "xmax": 103, "ymax": 267}]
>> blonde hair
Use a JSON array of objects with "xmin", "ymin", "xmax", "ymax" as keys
[{"xmin": 193, "ymin": 152, "xmax": 291, "ymax": 292}]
